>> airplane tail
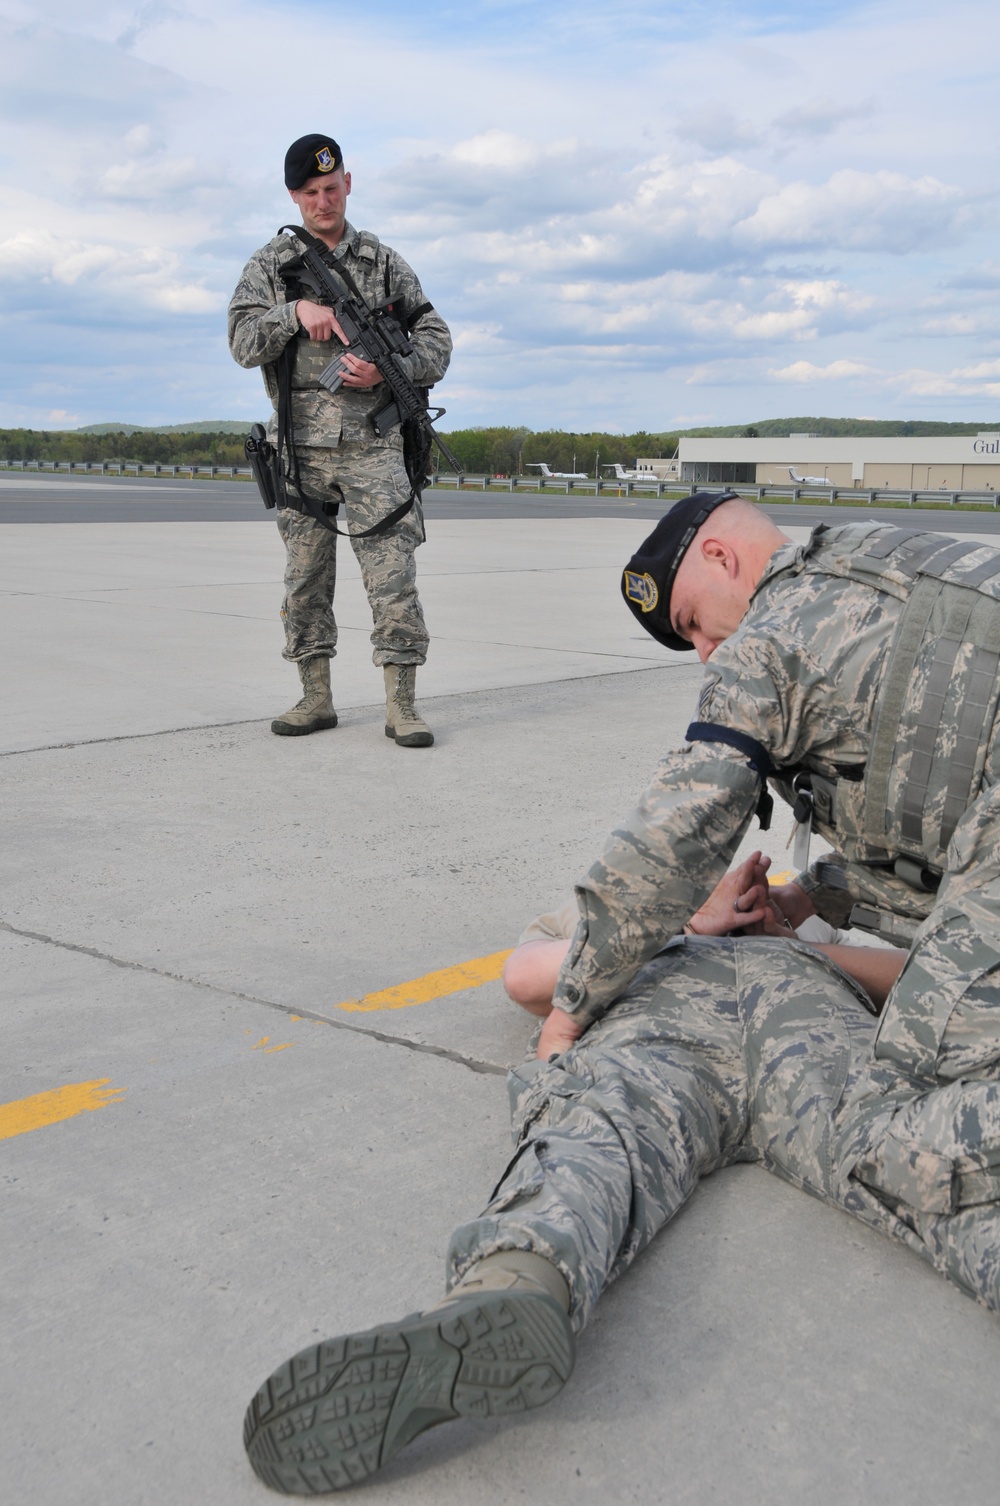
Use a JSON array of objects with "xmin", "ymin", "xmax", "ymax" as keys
[{"xmin": 788, "ymin": 467, "xmax": 804, "ymax": 482}]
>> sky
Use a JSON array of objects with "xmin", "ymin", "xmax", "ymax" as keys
[{"xmin": 0, "ymin": 0, "xmax": 998, "ymax": 433}]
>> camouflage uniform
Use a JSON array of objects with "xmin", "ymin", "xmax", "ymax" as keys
[
  {"xmin": 545, "ymin": 522, "xmax": 1000, "ymax": 1278},
  {"xmin": 450, "ymin": 938, "xmax": 1000, "ymax": 1326},
  {"xmin": 228, "ymin": 223, "xmax": 452, "ymax": 665}
]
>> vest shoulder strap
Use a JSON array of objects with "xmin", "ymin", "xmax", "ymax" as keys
[{"xmin": 356, "ymin": 230, "xmax": 380, "ymax": 262}]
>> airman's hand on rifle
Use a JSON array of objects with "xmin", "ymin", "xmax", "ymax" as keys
[
  {"xmin": 336, "ymin": 351, "xmax": 383, "ymax": 389},
  {"xmin": 295, "ymin": 299, "xmax": 347, "ymax": 343},
  {"xmin": 296, "ymin": 301, "xmax": 382, "ymax": 387}
]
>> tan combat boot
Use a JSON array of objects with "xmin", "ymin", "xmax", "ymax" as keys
[
  {"xmin": 243, "ymin": 1249, "xmax": 573, "ymax": 1492},
  {"xmin": 270, "ymin": 656, "xmax": 338, "ymax": 736},
  {"xmin": 383, "ymin": 663, "xmax": 433, "ymax": 747}
]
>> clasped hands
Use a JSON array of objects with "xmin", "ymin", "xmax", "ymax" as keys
[{"xmin": 536, "ymin": 852, "xmax": 816, "ymax": 1061}]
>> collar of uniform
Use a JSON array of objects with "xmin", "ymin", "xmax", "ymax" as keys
[
  {"xmin": 751, "ymin": 536, "xmax": 802, "ymax": 602},
  {"xmin": 330, "ymin": 221, "xmax": 358, "ymax": 260}
]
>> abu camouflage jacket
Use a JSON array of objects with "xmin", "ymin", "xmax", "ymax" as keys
[
  {"xmin": 227, "ymin": 221, "xmax": 452, "ymax": 448},
  {"xmin": 554, "ymin": 521, "xmax": 1000, "ymax": 1028}
]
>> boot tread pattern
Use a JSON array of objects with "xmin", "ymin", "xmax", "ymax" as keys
[{"xmin": 243, "ymin": 1293, "xmax": 573, "ymax": 1494}]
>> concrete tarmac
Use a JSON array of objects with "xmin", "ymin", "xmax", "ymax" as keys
[
  {"xmin": 4, "ymin": 497, "xmax": 1000, "ymax": 1505},
  {"xmin": 5, "ymin": 471, "xmax": 1000, "ymax": 529}
]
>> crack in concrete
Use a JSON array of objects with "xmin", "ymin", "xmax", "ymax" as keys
[
  {"xmin": 0, "ymin": 662, "xmax": 689, "ymax": 757},
  {"xmin": 0, "ymin": 919, "xmax": 508, "ymax": 1079}
]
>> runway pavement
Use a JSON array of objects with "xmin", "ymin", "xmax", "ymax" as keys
[
  {"xmin": 3, "ymin": 501, "xmax": 1000, "ymax": 1505},
  {"xmin": 5, "ymin": 470, "xmax": 1000, "ymax": 531}
]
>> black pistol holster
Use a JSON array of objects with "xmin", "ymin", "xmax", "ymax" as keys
[{"xmin": 244, "ymin": 422, "xmax": 280, "ymax": 510}]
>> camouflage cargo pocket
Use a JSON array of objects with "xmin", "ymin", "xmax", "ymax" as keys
[
  {"xmin": 506, "ymin": 1057, "xmax": 596, "ymax": 1140},
  {"xmin": 874, "ymin": 904, "xmax": 1000, "ymax": 1078},
  {"xmin": 853, "ymin": 1079, "xmax": 1000, "ymax": 1214}
]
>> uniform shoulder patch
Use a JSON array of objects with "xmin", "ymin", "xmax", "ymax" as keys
[{"xmin": 623, "ymin": 569, "xmax": 658, "ymax": 613}]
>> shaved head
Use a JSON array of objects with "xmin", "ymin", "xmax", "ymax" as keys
[{"xmin": 668, "ymin": 498, "xmax": 790, "ymax": 662}]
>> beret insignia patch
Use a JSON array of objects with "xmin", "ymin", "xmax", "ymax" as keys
[
  {"xmin": 623, "ymin": 569, "xmax": 658, "ymax": 613},
  {"xmin": 315, "ymin": 147, "xmax": 335, "ymax": 172}
]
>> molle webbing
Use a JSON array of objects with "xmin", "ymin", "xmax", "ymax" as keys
[
  {"xmin": 854, "ymin": 527, "xmax": 998, "ymax": 580},
  {"xmin": 859, "ymin": 529, "xmax": 1000, "ymax": 869}
]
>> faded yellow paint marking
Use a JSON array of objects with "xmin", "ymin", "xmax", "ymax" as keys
[
  {"xmin": 338, "ymin": 949, "xmax": 513, "ymax": 1013},
  {"xmin": 770, "ymin": 869, "xmax": 794, "ymax": 885},
  {"xmin": 264, "ymin": 1044, "xmax": 293, "ymax": 1053},
  {"xmin": 0, "ymin": 1079, "xmax": 126, "ymax": 1141}
]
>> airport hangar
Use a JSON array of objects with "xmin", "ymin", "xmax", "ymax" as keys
[{"xmin": 636, "ymin": 432, "xmax": 1000, "ymax": 490}]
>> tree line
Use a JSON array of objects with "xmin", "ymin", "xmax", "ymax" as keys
[
  {"xmin": 0, "ymin": 425, "xmax": 675, "ymax": 475},
  {"xmin": 0, "ymin": 428, "xmax": 248, "ymax": 465},
  {"xmin": 429, "ymin": 427, "xmax": 675, "ymax": 475},
  {"xmin": 3, "ymin": 418, "xmax": 990, "ymax": 470}
]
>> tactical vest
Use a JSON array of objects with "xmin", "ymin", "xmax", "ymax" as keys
[
  {"xmin": 783, "ymin": 523, "xmax": 1000, "ymax": 887},
  {"xmin": 284, "ymin": 230, "xmax": 382, "ymax": 392}
]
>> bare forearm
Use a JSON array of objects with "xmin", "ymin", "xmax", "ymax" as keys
[{"xmin": 812, "ymin": 943, "xmax": 907, "ymax": 1010}]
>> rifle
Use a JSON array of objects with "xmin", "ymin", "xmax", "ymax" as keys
[{"xmin": 277, "ymin": 225, "xmax": 463, "ymax": 478}]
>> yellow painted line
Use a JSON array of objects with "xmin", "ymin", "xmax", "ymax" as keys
[
  {"xmin": 337, "ymin": 949, "xmax": 513, "ymax": 1013},
  {"xmin": 0, "ymin": 1079, "xmax": 126, "ymax": 1141}
]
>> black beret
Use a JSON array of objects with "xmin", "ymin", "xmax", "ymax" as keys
[
  {"xmin": 284, "ymin": 134, "xmax": 343, "ymax": 190},
  {"xmin": 621, "ymin": 491, "xmax": 740, "ymax": 651}
]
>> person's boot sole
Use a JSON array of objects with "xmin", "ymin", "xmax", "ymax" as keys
[
  {"xmin": 243, "ymin": 1290, "xmax": 574, "ymax": 1495},
  {"xmin": 271, "ymin": 714, "xmax": 339, "ymax": 736},
  {"xmin": 384, "ymin": 724, "xmax": 433, "ymax": 748}
]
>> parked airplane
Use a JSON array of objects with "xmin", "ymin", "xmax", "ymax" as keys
[
  {"xmin": 788, "ymin": 466, "xmax": 832, "ymax": 485},
  {"xmin": 526, "ymin": 462, "xmax": 589, "ymax": 480},
  {"xmin": 606, "ymin": 463, "xmax": 654, "ymax": 481}
]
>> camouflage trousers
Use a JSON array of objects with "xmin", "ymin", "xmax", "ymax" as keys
[
  {"xmin": 448, "ymin": 937, "xmax": 1000, "ymax": 1332},
  {"xmin": 276, "ymin": 440, "xmax": 429, "ymax": 666}
]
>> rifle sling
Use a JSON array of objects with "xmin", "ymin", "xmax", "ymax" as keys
[{"xmin": 275, "ymin": 338, "xmax": 414, "ymax": 540}]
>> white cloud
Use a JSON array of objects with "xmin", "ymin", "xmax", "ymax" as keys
[
  {"xmin": 451, "ymin": 130, "xmax": 579, "ymax": 171},
  {"xmin": 769, "ymin": 359, "xmax": 878, "ymax": 382},
  {"xmin": 0, "ymin": 228, "xmax": 221, "ymax": 311},
  {"xmin": 675, "ymin": 109, "xmax": 762, "ymax": 154},
  {"xmin": 772, "ymin": 98, "xmax": 876, "ymax": 139},
  {"xmin": 739, "ymin": 169, "xmax": 970, "ymax": 253},
  {"xmin": 96, "ymin": 156, "xmax": 206, "ymax": 200},
  {"xmin": 0, "ymin": 0, "xmax": 999, "ymax": 430},
  {"xmin": 919, "ymin": 314, "xmax": 981, "ymax": 336},
  {"xmin": 948, "ymin": 261, "xmax": 1000, "ymax": 291},
  {"xmin": 766, "ymin": 357, "xmax": 1000, "ymax": 402}
]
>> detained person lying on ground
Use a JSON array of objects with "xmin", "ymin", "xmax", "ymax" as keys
[
  {"xmin": 506, "ymin": 852, "xmax": 907, "ymax": 1037},
  {"xmin": 244, "ymin": 855, "xmax": 964, "ymax": 1498}
]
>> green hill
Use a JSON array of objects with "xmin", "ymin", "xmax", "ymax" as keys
[
  {"xmin": 5, "ymin": 416, "xmax": 998, "ymax": 472},
  {"xmin": 656, "ymin": 417, "xmax": 998, "ymax": 442},
  {"xmin": 75, "ymin": 421, "xmax": 249, "ymax": 435}
]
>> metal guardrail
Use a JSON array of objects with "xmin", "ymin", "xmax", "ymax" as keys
[
  {"xmin": 428, "ymin": 474, "xmax": 1000, "ymax": 508},
  {"xmin": 749, "ymin": 481, "xmax": 999, "ymax": 508},
  {"xmin": 2, "ymin": 457, "xmax": 997, "ymax": 509},
  {"xmin": 0, "ymin": 457, "xmax": 253, "ymax": 480},
  {"xmin": 430, "ymin": 473, "xmax": 672, "ymax": 497}
]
